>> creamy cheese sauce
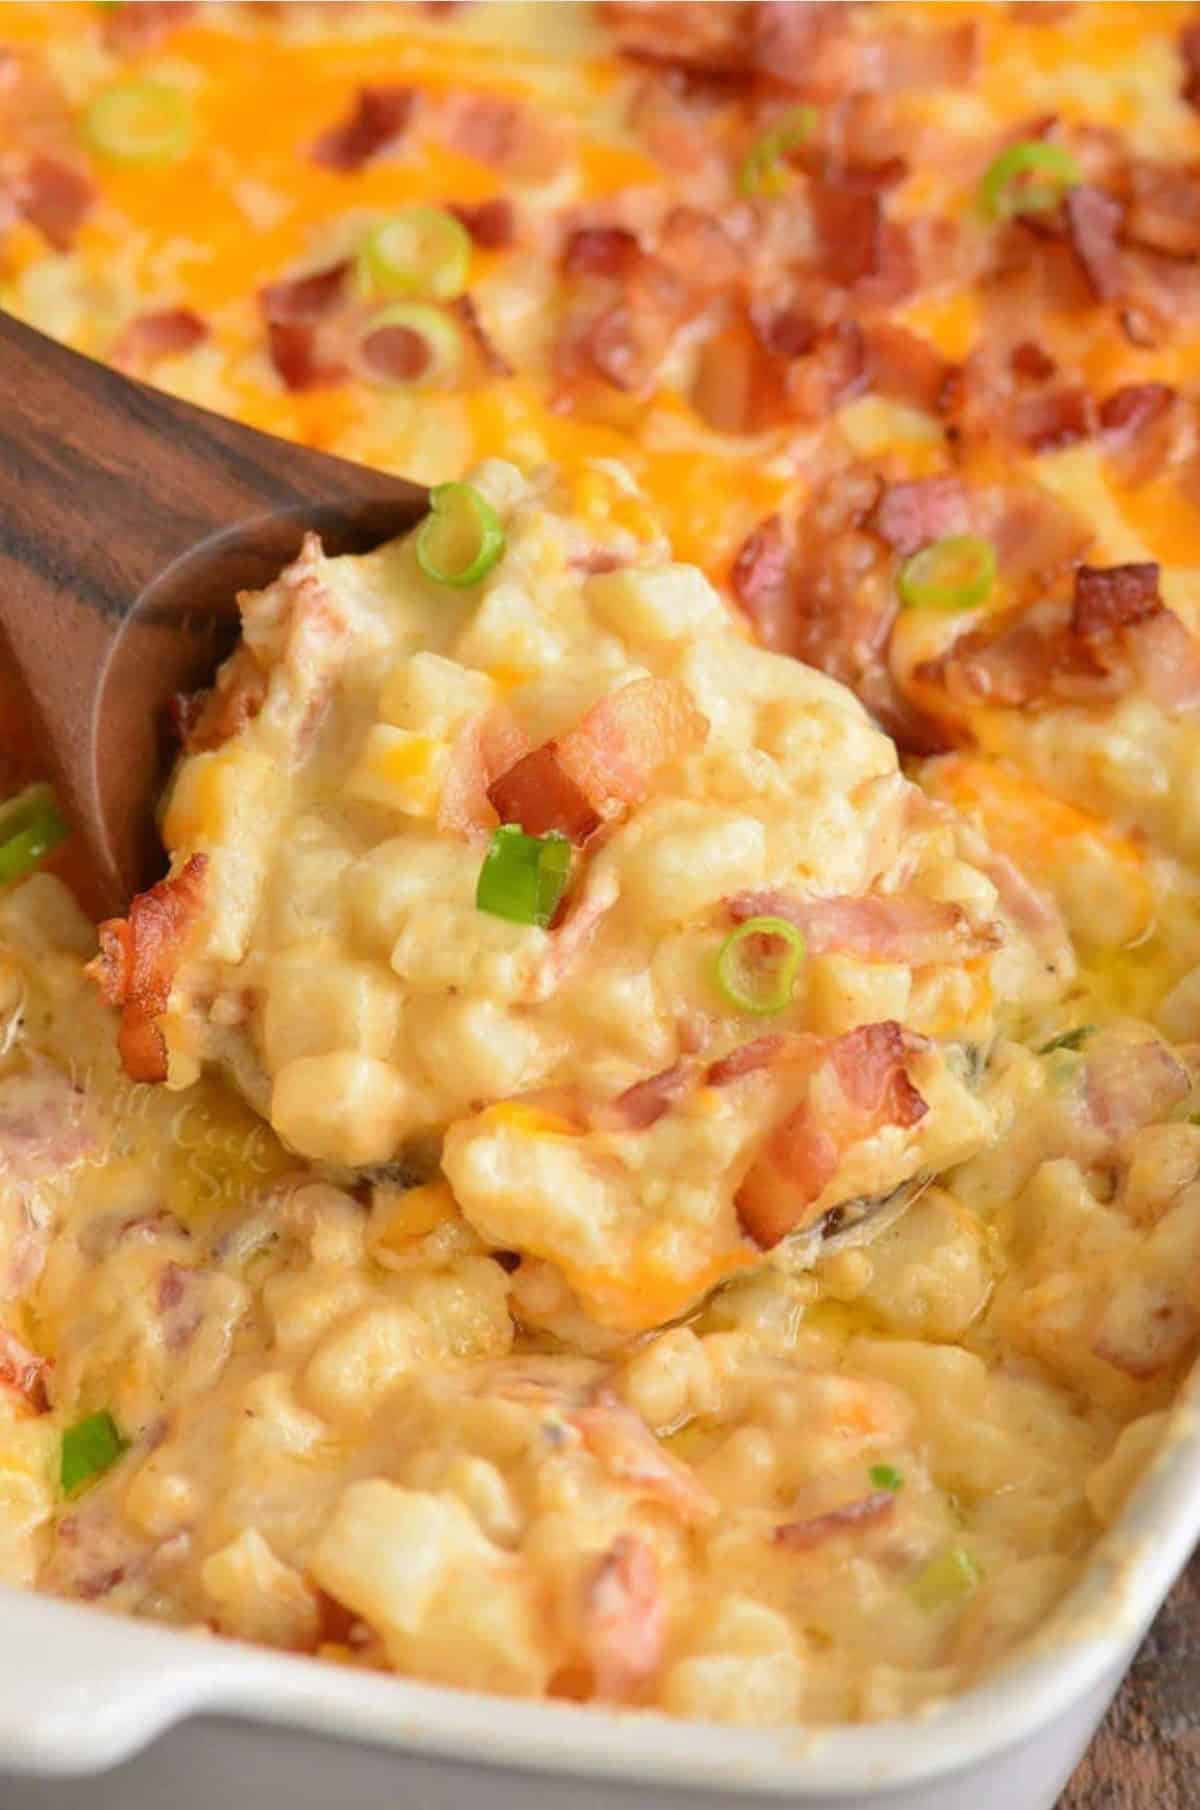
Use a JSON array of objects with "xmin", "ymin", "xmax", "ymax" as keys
[{"xmin": 4, "ymin": 0, "xmax": 1200, "ymax": 1731}]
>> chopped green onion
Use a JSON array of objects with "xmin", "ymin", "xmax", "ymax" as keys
[
  {"xmin": 476, "ymin": 826, "xmax": 571, "ymax": 929},
  {"xmin": 84, "ymin": 79, "xmax": 194, "ymax": 165},
  {"xmin": 739, "ymin": 104, "xmax": 818, "ymax": 198},
  {"xmin": 0, "ymin": 784, "xmax": 69, "ymax": 886},
  {"xmin": 911, "ymin": 1545, "xmax": 981, "ymax": 1612},
  {"xmin": 714, "ymin": 916, "xmax": 806, "ymax": 1017},
  {"xmin": 897, "ymin": 534, "xmax": 997, "ymax": 614},
  {"xmin": 980, "ymin": 139, "xmax": 1080, "ymax": 220},
  {"xmin": 1039, "ymin": 1025, "xmax": 1095, "ymax": 1055},
  {"xmin": 359, "ymin": 206, "xmax": 472, "ymax": 301},
  {"xmin": 61, "ymin": 1411, "xmax": 127, "ymax": 1495},
  {"xmin": 416, "ymin": 480, "xmax": 506, "ymax": 587},
  {"xmin": 869, "ymin": 1463, "xmax": 904, "ymax": 1493},
  {"xmin": 358, "ymin": 301, "xmax": 466, "ymax": 391}
]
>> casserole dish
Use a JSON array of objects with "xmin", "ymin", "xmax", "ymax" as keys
[{"xmin": 3, "ymin": 1362, "xmax": 1198, "ymax": 1810}]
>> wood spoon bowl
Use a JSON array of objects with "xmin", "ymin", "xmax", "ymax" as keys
[{"xmin": 0, "ymin": 308, "xmax": 428, "ymax": 919}]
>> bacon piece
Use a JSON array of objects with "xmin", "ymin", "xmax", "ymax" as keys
[
  {"xmin": 1183, "ymin": 17, "xmax": 1200, "ymax": 112},
  {"xmin": 865, "ymin": 323, "xmax": 950, "ymax": 414},
  {"xmin": 557, "ymin": 677, "xmax": 708, "ymax": 814},
  {"xmin": 1010, "ymin": 384, "xmax": 1095, "ymax": 454},
  {"xmin": 656, "ymin": 204, "xmax": 741, "ymax": 291},
  {"xmin": 174, "ymin": 645, "xmax": 267, "ymax": 754},
  {"xmin": 774, "ymin": 1491, "xmax": 896, "ymax": 1549},
  {"xmin": 1065, "ymin": 184, "xmax": 1125, "ymax": 301},
  {"xmin": 731, "ymin": 514, "xmax": 789, "ymax": 642},
  {"xmin": 603, "ymin": 1063, "xmax": 692, "ymax": 1132},
  {"xmin": 858, "ymin": 21, "xmax": 978, "ymax": 92},
  {"xmin": 16, "ymin": 154, "xmax": 95, "ymax": 251},
  {"xmin": 0, "ymin": 1327, "xmax": 49, "ymax": 1413},
  {"xmin": 439, "ymin": 706, "xmax": 531, "ymax": 840},
  {"xmin": 112, "ymin": 307, "xmax": 209, "ymax": 369},
  {"xmin": 88, "ymin": 855, "xmax": 210, "ymax": 1084},
  {"xmin": 563, "ymin": 226, "xmax": 641, "ymax": 280},
  {"xmin": 706, "ymin": 1034, "xmax": 792, "ymax": 1087},
  {"xmin": 1072, "ymin": 561, "xmax": 1161, "ymax": 637},
  {"xmin": 448, "ymin": 196, "xmax": 516, "ymax": 249},
  {"xmin": 735, "ymin": 1022, "xmax": 928, "ymax": 1249},
  {"xmin": 439, "ymin": 92, "xmax": 566, "ymax": 183},
  {"xmin": 1011, "ymin": 340, "xmax": 1056, "ymax": 383},
  {"xmin": 871, "ymin": 477, "xmax": 969, "ymax": 558},
  {"xmin": 581, "ymin": 1534, "xmax": 665, "ymax": 1703},
  {"xmin": 597, "ymin": 2, "xmax": 748, "ymax": 74},
  {"xmin": 487, "ymin": 744, "xmax": 601, "ymax": 843},
  {"xmin": 1126, "ymin": 160, "xmax": 1200, "ymax": 259},
  {"xmin": 101, "ymin": 1, "xmax": 197, "ymax": 50},
  {"xmin": 808, "ymin": 182, "xmax": 916, "ymax": 302},
  {"xmin": 309, "ymin": 86, "xmax": 414, "ymax": 171},
  {"xmin": 358, "ymin": 319, "xmax": 435, "ymax": 384},
  {"xmin": 1101, "ymin": 381, "xmax": 1176, "ymax": 445},
  {"xmin": 1084, "ymin": 1035, "xmax": 1191, "ymax": 1144},
  {"xmin": 259, "ymin": 261, "xmax": 352, "ymax": 391},
  {"xmin": 575, "ymin": 1393, "xmax": 717, "ymax": 1523},
  {"xmin": 1097, "ymin": 384, "xmax": 1194, "ymax": 490},
  {"xmin": 727, "ymin": 889, "xmax": 999, "ymax": 966}
]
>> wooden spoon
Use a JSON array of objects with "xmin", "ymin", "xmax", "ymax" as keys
[{"xmin": 0, "ymin": 309, "xmax": 428, "ymax": 920}]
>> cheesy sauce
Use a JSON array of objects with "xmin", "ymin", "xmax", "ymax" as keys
[{"xmin": 4, "ymin": 0, "xmax": 1200, "ymax": 1731}]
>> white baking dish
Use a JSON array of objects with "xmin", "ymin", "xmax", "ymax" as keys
[{"xmin": 2, "ymin": 1368, "xmax": 1197, "ymax": 1810}]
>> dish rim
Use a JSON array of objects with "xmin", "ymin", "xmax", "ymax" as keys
[{"xmin": 1, "ymin": 1366, "xmax": 1196, "ymax": 1793}]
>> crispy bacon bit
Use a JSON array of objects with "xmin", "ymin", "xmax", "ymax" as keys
[
  {"xmin": 1084, "ymin": 1034, "xmax": 1191, "ymax": 1142},
  {"xmin": 774, "ymin": 1490, "xmax": 897, "ymax": 1549},
  {"xmin": 112, "ymin": 307, "xmax": 209, "ymax": 369},
  {"xmin": 727, "ymin": 889, "xmax": 1000, "ymax": 965},
  {"xmin": 862, "ymin": 21, "xmax": 979, "ymax": 92},
  {"xmin": 865, "ymin": 323, "xmax": 950, "ymax": 414},
  {"xmin": 735, "ymin": 1021, "xmax": 928, "ymax": 1249},
  {"xmin": 487, "ymin": 744, "xmax": 602, "ymax": 844},
  {"xmin": 563, "ymin": 226, "xmax": 643, "ymax": 279},
  {"xmin": 439, "ymin": 706, "xmax": 531, "ymax": 840},
  {"xmin": 871, "ymin": 477, "xmax": 969, "ymax": 558},
  {"xmin": 260, "ymin": 261, "xmax": 351, "ymax": 324},
  {"xmin": 575, "ymin": 1392, "xmax": 717, "ymax": 1523},
  {"xmin": 16, "ymin": 154, "xmax": 95, "ymax": 251},
  {"xmin": 581, "ymin": 1534, "xmax": 665, "ymax": 1703},
  {"xmin": 731, "ymin": 514, "xmax": 789, "ymax": 640},
  {"xmin": 1011, "ymin": 340, "xmax": 1056, "ymax": 383},
  {"xmin": 439, "ymin": 92, "xmax": 566, "ymax": 183},
  {"xmin": 0, "ymin": 1327, "xmax": 49, "ymax": 1413},
  {"xmin": 808, "ymin": 180, "xmax": 882, "ymax": 289},
  {"xmin": 1011, "ymin": 384, "xmax": 1095, "ymax": 453},
  {"xmin": 259, "ymin": 261, "xmax": 351, "ymax": 391},
  {"xmin": 1064, "ymin": 184, "xmax": 1125, "ymax": 301},
  {"xmin": 597, "ymin": 2, "xmax": 748, "ymax": 74},
  {"xmin": 1072, "ymin": 561, "xmax": 1162, "ymax": 638},
  {"xmin": 656, "ymin": 204, "xmax": 741, "ymax": 291},
  {"xmin": 88, "ymin": 854, "xmax": 210, "ymax": 1084},
  {"xmin": 309, "ymin": 86, "xmax": 415, "ymax": 171},
  {"xmin": 1100, "ymin": 381, "xmax": 1176, "ymax": 443},
  {"xmin": 448, "ymin": 196, "xmax": 516, "ymax": 249},
  {"xmin": 358, "ymin": 320, "xmax": 434, "ymax": 384},
  {"xmin": 1126, "ymin": 160, "xmax": 1200, "ymax": 259},
  {"xmin": 1183, "ymin": 17, "xmax": 1200, "ymax": 111},
  {"xmin": 174, "ymin": 646, "xmax": 267, "ymax": 755},
  {"xmin": 557, "ymin": 677, "xmax": 708, "ymax": 814},
  {"xmin": 101, "ymin": 1, "xmax": 197, "ymax": 50},
  {"xmin": 604, "ymin": 1063, "xmax": 693, "ymax": 1132},
  {"xmin": 706, "ymin": 1034, "xmax": 790, "ymax": 1087}
]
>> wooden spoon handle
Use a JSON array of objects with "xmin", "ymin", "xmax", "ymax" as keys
[{"xmin": 0, "ymin": 309, "xmax": 426, "ymax": 912}]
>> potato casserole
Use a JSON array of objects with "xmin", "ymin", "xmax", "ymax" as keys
[{"xmin": 4, "ymin": 0, "xmax": 1200, "ymax": 1729}]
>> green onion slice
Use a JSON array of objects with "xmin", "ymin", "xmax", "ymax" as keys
[
  {"xmin": 980, "ymin": 139, "xmax": 1080, "ymax": 220},
  {"xmin": 0, "ymin": 784, "xmax": 69, "ymax": 886},
  {"xmin": 714, "ymin": 916, "xmax": 806, "ymax": 1017},
  {"xmin": 416, "ymin": 480, "xmax": 506, "ymax": 587},
  {"xmin": 911, "ymin": 1545, "xmax": 982, "ymax": 1612},
  {"xmin": 61, "ymin": 1410, "xmax": 127, "ymax": 1495},
  {"xmin": 359, "ymin": 302, "xmax": 465, "ymax": 391},
  {"xmin": 359, "ymin": 206, "xmax": 472, "ymax": 301},
  {"xmin": 476, "ymin": 825, "xmax": 571, "ymax": 929},
  {"xmin": 739, "ymin": 104, "xmax": 818, "ymax": 198},
  {"xmin": 84, "ymin": 79, "xmax": 194, "ymax": 165},
  {"xmin": 869, "ymin": 1463, "xmax": 904, "ymax": 1493},
  {"xmin": 897, "ymin": 534, "xmax": 996, "ymax": 613},
  {"xmin": 1039, "ymin": 1025, "xmax": 1095, "ymax": 1055}
]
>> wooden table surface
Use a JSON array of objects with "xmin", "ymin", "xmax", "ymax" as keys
[{"xmin": 1059, "ymin": 1546, "xmax": 1200, "ymax": 1807}]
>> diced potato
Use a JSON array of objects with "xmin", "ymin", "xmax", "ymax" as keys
[
  {"xmin": 347, "ymin": 725, "xmax": 450, "ymax": 820},
  {"xmin": 271, "ymin": 1052, "xmax": 409, "ymax": 1165},
  {"xmin": 378, "ymin": 651, "xmax": 495, "ymax": 736},
  {"xmin": 586, "ymin": 564, "xmax": 726, "ymax": 643}
]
